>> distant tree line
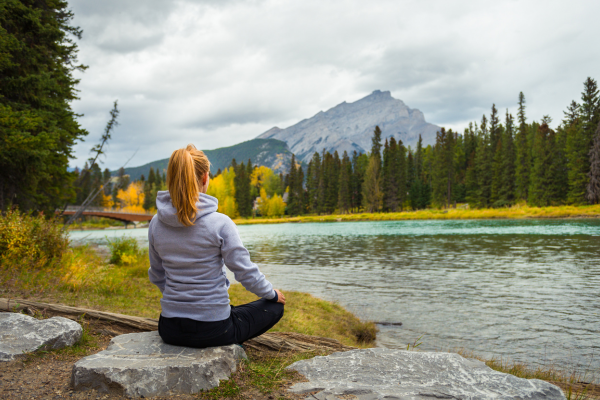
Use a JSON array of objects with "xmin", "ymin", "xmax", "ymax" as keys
[{"xmin": 282, "ymin": 77, "xmax": 600, "ymax": 215}]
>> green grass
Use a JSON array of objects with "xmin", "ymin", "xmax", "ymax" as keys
[{"xmin": 201, "ymin": 349, "xmax": 324, "ymax": 399}]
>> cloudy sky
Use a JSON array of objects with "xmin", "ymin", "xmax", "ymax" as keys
[{"xmin": 68, "ymin": 0, "xmax": 600, "ymax": 170}]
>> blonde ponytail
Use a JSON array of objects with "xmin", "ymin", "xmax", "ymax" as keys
[{"xmin": 167, "ymin": 144, "xmax": 210, "ymax": 226}]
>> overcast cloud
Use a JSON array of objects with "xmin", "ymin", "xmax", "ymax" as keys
[{"xmin": 67, "ymin": 0, "xmax": 600, "ymax": 170}]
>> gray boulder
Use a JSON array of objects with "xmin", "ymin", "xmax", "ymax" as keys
[
  {"xmin": 72, "ymin": 331, "xmax": 246, "ymax": 398},
  {"xmin": 287, "ymin": 348, "xmax": 565, "ymax": 400},
  {"xmin": 0, "ymin": 312, "xmax": 82, "ymax": 361}
]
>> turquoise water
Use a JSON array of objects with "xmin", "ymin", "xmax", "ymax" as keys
[{"xmin": 70, "ymin": 219, "xmax": 600, "ymax": 372}]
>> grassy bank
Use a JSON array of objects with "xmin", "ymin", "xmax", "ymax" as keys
[
  {"xmin": 0, "ymin": 229, "xmax": 375, "ymax": 348},
  {"xmin": 234, "ymin": 204, "xmax": 600, "ymax": 225}
]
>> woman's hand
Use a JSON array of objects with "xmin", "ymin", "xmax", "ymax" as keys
[{"xmin": 275, "ymin": 289, "xmax": 286, "ymax": 305}]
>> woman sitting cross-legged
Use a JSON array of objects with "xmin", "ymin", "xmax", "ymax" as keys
[{"xmin": 148, "ymin": 144, "xmax": 285, "ymax": 348}]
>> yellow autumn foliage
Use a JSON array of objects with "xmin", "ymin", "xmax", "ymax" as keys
[
  {"xmin": 116, "ymin": 181, "xmax": 145, "ymax": 213},
  {"xmin": 256, "ymin": 188, "xmax": 286, "ymax": 217},
  {"xmin": 207, "ymin": 167, "xmax": 239, "ymax": 218},
  {"xmin": 250, "ymin": 166, "xmax": 274, "ymax": 188}
]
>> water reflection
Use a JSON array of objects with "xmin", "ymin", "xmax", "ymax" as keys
[{"xmin": 69, "ymin": 219, "xmax": 600, "ymax": 372}]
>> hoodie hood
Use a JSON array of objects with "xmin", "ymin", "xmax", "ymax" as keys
[{"xmin": 156, "ymin": 191, "xmax": 219, "ymax": 227}]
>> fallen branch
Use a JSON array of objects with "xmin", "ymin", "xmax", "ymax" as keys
[{"xmin": 0, "ymin": 297, "xmax": 355, "ymax": 353}]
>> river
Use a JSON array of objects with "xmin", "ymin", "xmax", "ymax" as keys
[{"xmin": 70, "ymin": 219, "xmax": 600, "ymax": 372}]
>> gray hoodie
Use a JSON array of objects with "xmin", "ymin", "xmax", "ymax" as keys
[{"xmin": 148, "ymin": 191, "xmax": 276, "ymax": 321}]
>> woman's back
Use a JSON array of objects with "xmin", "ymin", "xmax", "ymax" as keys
[
  {"xmin": 149, "ymin": 144, "xmax": 284, "ymax": 349},
  {"xmin": 149, "ymin": 190, "xmax": 275, "ymax": 322}
]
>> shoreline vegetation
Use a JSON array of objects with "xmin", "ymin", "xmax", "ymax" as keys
[
  {"xmin": 65, "ymin": 204, "xmax": 600, "ymax": 231},
  {"xmin": 2, "ymin": 212, "xmax": 597, "ymax": 399},
  {"xmin": 233, "ymin": 203, "xmax": 600, "ymax": 225}
]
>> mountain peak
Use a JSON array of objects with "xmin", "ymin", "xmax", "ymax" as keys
[{"xmin": 257, "ymin": 91, "xmax": 440, "ymax": 163}]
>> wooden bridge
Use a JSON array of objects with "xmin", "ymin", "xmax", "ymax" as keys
[{"xmin": 61, "ymin": 206, "xmax": 154, "ymax": 223}]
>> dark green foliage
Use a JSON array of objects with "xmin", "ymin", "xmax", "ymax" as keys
[
  {"xmin": 528, "ymin": 121, "xmax": 559, "ymax": 206},
  {"xmin": 515, "ymin": 92, "xmax": 530, "ymax": 201},
  {"xmin": 586, "ymin": 122, "xmax": 600, "ymax": 204},
  {"xmin": 431, "ymin": 128, "xmax": 455, "ymax": 208},
  {"xmin": 306, "ymin": 152, "xmax": 321, "ymax": 213},
  {"xmin": 351, "ymin": 151, "xmax": 368, "ymax": 211},
  {"xmin": 475, "ymin": 115, "xmax": 492, "ymax": 207},
  {"xmin": 142, "ymin": 167, "xmax": 155, "ymax": 211},
  {"xmin": 382, "ymin": 139, "xmax": 398, "ymax": 211},
  {"xmin": 371, "ymin": 126, "xmax": 383, "ymax": 164},
  {"xmin": 362, "ymin": 155, "xmax": 382, "ymax": 212},
  {"xmin": 395, "ymin": 139, "xmax": 407, "ymax": 210},
  {"xmin": 566, "ymin": 78, "xmax": 600, "ymax": 203},
  {"xmin": 338, "ymin": 151, "xmax": 352, "ymax": 213},
  {"xmin": 0, "ymin": 0, "xmax": 88, "ymax": 212},
  {"xmin": 102, "ymin": 168, "xmax": 111, "ymax": 196},
  {"xmin": 498, "ymin": 111, "xmax": 516, "ymax": 204},
  {"xmin": 408, "ymin": 136, "xmax": 431, "ymax": 210},
  {"xmin": 234, "ymin": 161, "xmax": 252, "ymax": 217}
]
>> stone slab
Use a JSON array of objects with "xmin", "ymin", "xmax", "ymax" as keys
[
  {"xmin": 287, "ymin": 348, "xmax": 566, "ymax": 400},
  {"xmin": 72, "ymin": 331, "xmax": 246, "ymax": 398},
  {"xmin": 0, "ymin": 312, "xmax": 82, "ymax": 362}
]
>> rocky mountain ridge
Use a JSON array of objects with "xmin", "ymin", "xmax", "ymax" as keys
[{"xmin": 257, "ymin": 90, "xmax": 441, "ymax": 164}]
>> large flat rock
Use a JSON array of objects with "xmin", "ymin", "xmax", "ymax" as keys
[
  {"xmin": 287, "ymin": 348, "xmax": 566, "ymax": 400},
  {"xmin": 72, "ymin": 331, "xmax": 246, "ymax": 398},
  {"xmin": 0, "ymin": 312, "xmax": 82, "ymax": 362}
]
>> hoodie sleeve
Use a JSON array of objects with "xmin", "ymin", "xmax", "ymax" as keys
[
  {"xmin": 148, "ymin": 219, "xmax": 166, "ymax": 293},
  {"xmin": 220, "ymin": 218, "xmax": 276, "ymax": 300}
]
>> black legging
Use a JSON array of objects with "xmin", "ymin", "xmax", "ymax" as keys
[{"xmin": 158, "ymin": 299, "xmax": 284, "ymax": 348}]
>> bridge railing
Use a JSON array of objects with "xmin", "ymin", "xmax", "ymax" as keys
[{"xmin": 62, "ymin": 206, "xmax": 154, "ymax": 216}]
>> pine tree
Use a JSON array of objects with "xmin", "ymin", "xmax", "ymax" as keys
[
  {"xmin": 586, "ymin": 122, "xmax": 600, "ymax": 204},
  {"xmin": 409, "ymin": 135, "xmax": 429, "ymax": 210},
  {"xmin": 499, "ymin": 111, "xmax": 516, "ymax": 203},
  {"xmin": 396, "ymin": 139, "xmax": 408, "ymax": 210},
  {"xmin": 351, "ymin": 151, "xmax": 368, "ymax": 211},
  {"xmin": 371, "ymin": 126, "xmax": 383, "ymax": 164},
  {"xmin": 295, "ymin": 165, "xmax": 305, "ymax": 215},
  {"xmin": 407, "ymin": 151, "xmax": 417, "ymax": 209},
  {"xmin": 528, "ymin": 120, "xmax": 554, "ymax": 206},
  {"xmin": 362, "ymin": 156, "xmax": 382, "ymax": 212},
  {"xmin": 475, "ymin": 115, "xmax": 492, "ymax": 207},
  {"xmin": 581, "ymin": 78, "xmax": 600, "ymax": 140},
  {"xmin": 464, "ymin": 123, "xmax": 479, "ymax": 206},
  {"xmin": 564, "ymin": 101, "xmax": 580, "ymax": 126},
  {"xmin": 316, "ymin": 151, "xmax": 327, "ymax": 214},
  {"xmin": 286, "ymin": 154, "xmax": 298, "ymax": 215},
  {"xmin": 382, "ymin": 139, "xmax": 398, "ymax": 211},
  {"xmin": 338, "ymin": 151, "xmax": 352, "ymax": 213},
  {"xmin": 328, "ymin": 151, "xmax": 341, "ymax": 212},
  {"xmin": 515, "ymin": 92, "xmax": 530, "ymax": 201},
  {"xmin": 103, "ymin": 168, "xmax": 112, "ymax": 196},
  {"xmin": 489, "ymin": 104, "xmax": 501, "ymax": 150},
  {"xmin": 431, "ymin": 128, "xmax": 455, "ymax": 208},
  {"xmin": 490, "ymin": 132, "xmax": 504, "ymax": 204},
  {"xmin": 567, "ymin": 78, "xmax": 600, "ymax": 203},
  {"xmin": 306, "ymin": 152, "xmax": 321, "ymax": 213}
]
